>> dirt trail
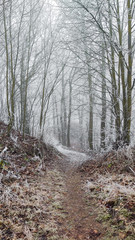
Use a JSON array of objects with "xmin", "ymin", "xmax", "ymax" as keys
[
  {"xmin": 54, "ymin": 149, "xmax": 105, "ymax": 240},
  {"xmin": 0, "ymin": 137, "xmax": 105, "ymax": 240},
  {"xmin": 1, "ymin": 123, "xmax": 134, "ymax": 240},
  {"xmin": 63, "ymin": 171, "xmax": 104, "ymax": 239}
]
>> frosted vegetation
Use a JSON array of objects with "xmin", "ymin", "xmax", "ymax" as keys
[{"xmin": 0, "ymin": 0, "xmax": 135, "ymax": 151}]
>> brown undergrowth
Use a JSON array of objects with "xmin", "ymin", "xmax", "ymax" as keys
[
  {"xmin": 0, "ymin": 121, "xmax": 135, "ymax": 240},
  {"xmin": 0, "ymin": 121, "xmax": 105, "ymax": 240},
  {"xmin": 0, "ymin": 121, "xmax": 64, "ymax": 240},
  {"xmin": 78, "ymin": 149, "xmax": 135, "ymax": 240}
]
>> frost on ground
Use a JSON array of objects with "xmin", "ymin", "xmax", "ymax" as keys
[
  {"xmin": 98, "ymin": 174, "xmax": 135, "ymax": 197},
  {"xmin": 0, "ymin": 167, "xmax": 68, "ymax": 240},
  {"xmin": 56, "ymin": 144, "xmax": 89, "ymax": 167},
  {"xmin": 85, "ymin": 174, "xmax": 135, "ymax": 198},
  {"xmin": 80, "ymin": 148, "xmax": 135, "ymax": 240},
  {"xmin": 1, "ymin": 122, "xmax": 135, "ymax": 239}
]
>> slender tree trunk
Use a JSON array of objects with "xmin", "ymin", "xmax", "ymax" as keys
[
  {"xmin": 22, "ymin": 49, "xmax": 30, "ymax": 138},
  {"xmin": 22, "ymin": 7, "xmax": 33, "ymax": 138},
  {"xmin": 3, "ymin": 0, "xmax": 11, "ymax": 134},
  {"xmin": 126, "ymin": 0, "xmax": 132, "ymax": 144},
  {"xmin": 88, "ymin": 73, "xmax": 93, "ymax": 150},
  {"xmin": 9, "ymin": 1, "xmax": 15, "ymax": 129},
  {"xmin": 55, "ymin": 97, "xmax": 61, "ymax": 142},
  {"xmin": 61, "ymin": 69, "xmax": 67, "ymax": 146},
  {"xmin": 107, "ymin": 0, "xmax": 121, "ymax": 144},
  {"xmin": 67, "ymin": 80, "xmax": 72, "ymax": 147},
  {"xmin": 40, "ymin": 71, "xmax": 46, "ymax": 132},
  {"xmin": 116, "ymin": 0, "xmax": 128, "ymax": 144},
  {"xmin": 52, "ymin": 97, "xmax": 56, "ymax": 136},
  {"xmin": 100, "ymin": 47, "xmax": 106, "ymax": 149},
  {"xmin": 78, "ymin": 110, "xmax": 83, "ymax": 149}
]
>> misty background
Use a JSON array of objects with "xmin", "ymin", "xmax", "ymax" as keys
[{"xmin": 0, "ymin": 0, "xmax": 135, "ymax": 151}]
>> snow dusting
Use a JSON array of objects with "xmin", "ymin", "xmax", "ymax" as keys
[{"xmin": 56, "ymin": 144, "xmax": 89, "ymax": 166}]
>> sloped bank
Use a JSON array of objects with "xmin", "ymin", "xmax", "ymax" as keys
[
  {"xmin": 78, "ymin": 148, "xmax": 135, "ymax": 240},
  {"xmin": 0, "ymin": 121, "xmax": 64, "ymax": 240},
  {"xmin": 1, "ymin": 121, "xmax": 134, "ymax": 240}
]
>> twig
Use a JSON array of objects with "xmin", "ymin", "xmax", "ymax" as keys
[
  {"xmin": 0, "ymin": 147, "xmax": 8, "ymax": 157},
  {"xmin": 128, "ymin": 166, "xmax": 135, "ymax": 176}
]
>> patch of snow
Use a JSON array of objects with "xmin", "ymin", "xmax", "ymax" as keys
[
  {"xmin": 56, "ymin": 144, "xmax": 89, "ymax": 165},
  {"xmin": 97, "ymin": 174, "xmax": 135, "ymax": 197},
  {"xmin": 32, "ymin": 156, "xmax": 40, "ymax": 161},
  {"xmin": 104, "ymin": 182, "xmax": 135, "ymax": 196},
  {"xmin": 45, "ymin": 136, "xmax": 60, "ymax": 146},
  {"xmin": 86, "ymin": 180, "xmax": 97, "ymax": 191},
  {"xmin": 85, "ymin": 174, "xmax": 135, "ymax": 198}
]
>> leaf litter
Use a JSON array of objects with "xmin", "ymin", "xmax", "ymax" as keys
[
  {"xmin": 79, "ymin": 148, "xmax": 135, "ymax": 239},
  {"xmin": 1, "ymin": 120, "xmax": 135, "ymax": 240},
  {"xmin": 0, "ymin": 121, "xmax": 66, "ymax": 240}
]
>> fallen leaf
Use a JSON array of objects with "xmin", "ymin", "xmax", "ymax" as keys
[{"xmin": 119, "ymin": 232, "xmax": 127, "ymax": 239}]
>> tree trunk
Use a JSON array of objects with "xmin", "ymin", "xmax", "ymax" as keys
[
  {"xmin": 107, "ymin": 0, "xmax": 121, "ymax": 144},
  {"xmin": 100, "ymin": 47, "xmax": 106, "ymax": 149},
  {"xmin": 88, "ymin": 73, "xmax": 93, "ymax": 150},
  {"xmin": 61, "ymin": 69, "xmax": 67, "ymax": 146},
  {"xmin": 67, "ymin": 80, "xmax": 72, "ymax": 147},
  {"xmin": 126, "ymin": 0, "xmax": 132, "ymax": 144}
]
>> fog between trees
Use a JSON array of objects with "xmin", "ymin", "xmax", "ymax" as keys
[{"xmin": 0, "ymin": 0, "xmax": 135, "ymax": 151}]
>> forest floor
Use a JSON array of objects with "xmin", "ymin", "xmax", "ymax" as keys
[{"xmin": 0, "ymin": 121, "xmax": 135, "ymax": 240}]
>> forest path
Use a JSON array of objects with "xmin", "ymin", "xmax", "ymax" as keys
[{"xmin": 52, "ymin": 146, "xmax": 105, "ymax": 240}]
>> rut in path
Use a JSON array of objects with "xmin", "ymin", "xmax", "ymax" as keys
[{"xmin": 55, "ymin": 147, "xmax": 105, "ymax": 240}]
